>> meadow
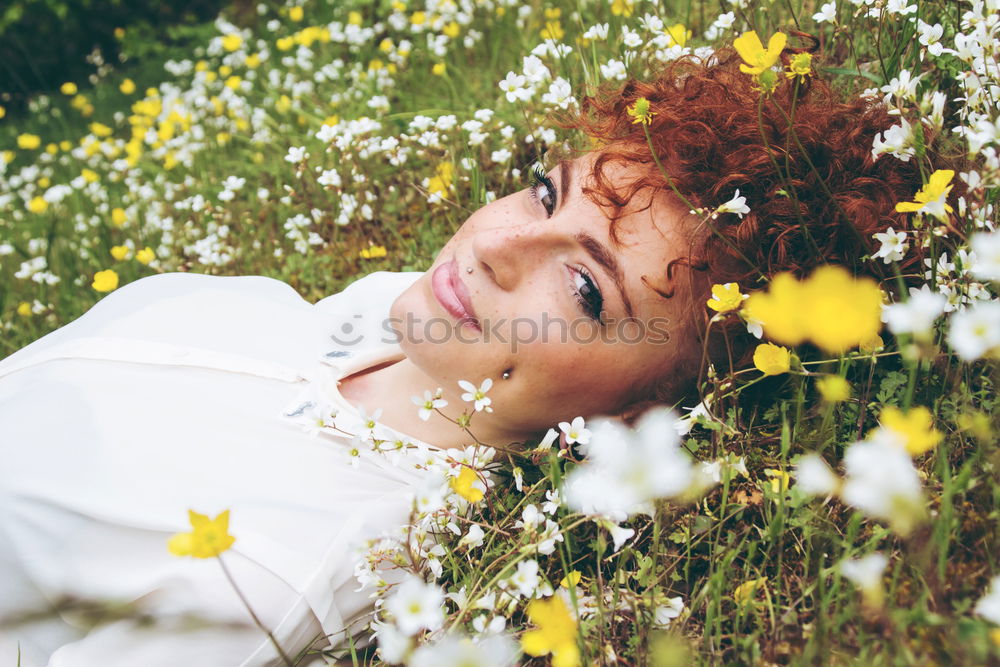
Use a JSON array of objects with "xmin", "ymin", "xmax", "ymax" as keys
[{"xmin": 1, "ymin": 0, "xmax": 999, "ymax": 664}]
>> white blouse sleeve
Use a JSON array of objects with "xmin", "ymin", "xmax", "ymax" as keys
[{"xmin": 0, "ymin": 270, "xmax": 425, "ymax": 667}]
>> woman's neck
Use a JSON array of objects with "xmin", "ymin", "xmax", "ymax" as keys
[{"xmin": 337, "ymin": 357, "xmax": 522, "ymax": 450}]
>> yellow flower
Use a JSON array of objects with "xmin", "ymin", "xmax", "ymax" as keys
[
  {"xmin": 450, "ymin": 467, "xmax": 484, "ymax": 503},
  {"xmin": 411, "ymin": 11, "xmax": 427, "ymax": 25},
  {"xmin": 428, "ymin": 161, "xmax": 454, "ymax": 196},
  {"xmin": 45, "ymin": 143, "xmax": 57, "ymax": 154},
  {"xmin": 745, "ymin": 267, "xmax": 882, "ymax": 354},
  {"xmin": 541, "ymin": 20, "xmax": 564, "ymax": 41},
  {"xmin": 733, "ymin": 576, "xmax": 768, "ymax": 604},
  {"xmin": 92, "ymin": 269, "xmax": 119, "ymax": 292},
  {"xmin": 114, "ymin": 27, "xmax": 124, "ymax": 39},
  {"xmin": 225, "ymin": 75, "xmax": 242, "ymax": 90},
  {"xmin": 167, "ymin": 509, "xmax": 236, "ymax": 558},
  {"xmin": 560, "ymin": 571, "xmax": 582, "ymax": 588},
  {"xmin": 432, "ymin": 62, "xmax": 446, "ymax": 76},
  {"xmin": 544, "ymin": 8, "xmax": 562, "ymax": 19},
  {"xmin": 764, "ymin": 468, "xmax": 790, "ymax": 494},
  {"xmin": 16, "ymin": 302, "xmax": 32, "ymax": 317},
  {"xmin": 817, "ymin": 375, "xmax": 851, "ymax": 402},
  {"xmin": 610, "ymin": 0, "xmax": 634, "ymax": 17},
  {"xmin": 245, "ymin": 53, "xmax": 261, "ymax": 68},
  {"xmin": 753, "ymin": 342, "xmax": 791, "ymax": 375},
  {"xmin": 734, "ymin": 30, "xmax": 787, "ymax": 76},
  {"xmin": 60, "ymin": 82, "xmax": 78, "ymax": 95},
  {"xmin": 990, "ymin": 628, "xmax": 1000, "ymax": 649},
  {"xmin": 27, "ymin": 196, "xmax": 48, "ymax": 214},
  {"xmin": 38, "ymin": 177, "xmax": 50, "ymax": 188},
  {"xmin": 785, "ymin": 52, "xmax": 812, "ymax": 82},
  {"xmin": 0, "ymin": 105, "xmax": 6, "ymax": 119},
  {"xmin": 89, "ymin": 122, "xmax": 113, "ymax": 138},
  {"xmin": 17, "ymin": 134, "xmax": 41, "ymax": 150},
  {"xmin": 802, "ymin": 266, "xmax": 882, "ymax": 353},
  {"xmin": 359, "ymin": 244, "xmax": 387, "ymax": 259},
  {"xmin": 706, "ymin": 282, "xmax": 744, "ymax": 313},
  {"xmin": 878, "ymin": 406, "xmax": 943, "ymax": 456},
  {"xmin": 111, "ymin": 207, "xmax": 127, "ymax": 226},
  {"xmin": 289, "ymin": 5, "xmax": 304, "ymax": 22},
  {"xmin": 136, "ymin": 247, "xmax": 156, "ymax": 265},
  {"xmin": 626, "ymin": 97, "xmax": 656, "ymax": 125},
  {"xmin": 59, "ymin": 140, "xmax": 71, "ymax": 151},
  {"xmin": 221, "ymin": 33, "xmax": 243, "ymax": 52},
  {"xmin": 119, "ymin": 78, "xmax": 136, "ymax": 95},
  {"xmin": 348, "ymin": 10, "xmax": 363, "ymax": 25},
  {"xmin": 665, "ymin": 23, "xmax": 691, "ymax": 47},
  {"xmin": 895, "ymin": 169, "xmax": 955, "ymax": 222},
  {"xmin": 110, "ymin": 245, "xmax": 129, "ymax": 261},
  {"xmin": 522, "ymin": 595, "xmax": 580, "ymax": 667},
  {"xmin": 276, "ymin": 36, "xmax": 294, "ymax": 51},
  {"xmin": 81, "ymin": 168, "xmax": 99, "ymax": 183},
  {"xmin": 443, "ymin": 21, "xmax": 460, "ymax": 37}
]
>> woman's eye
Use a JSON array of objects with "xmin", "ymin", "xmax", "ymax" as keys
[
  {"xmin": 530, "ymin": 166, "xmax": 557, "ymax": 217},
  {"xmin": 572, "ymin": 268, "xmax": 604, "ymax": 321}
]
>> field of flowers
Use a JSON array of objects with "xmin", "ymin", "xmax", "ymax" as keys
[{"xmin": 2, "ymin": 0, "xmax": 1000, "ymax": 664}]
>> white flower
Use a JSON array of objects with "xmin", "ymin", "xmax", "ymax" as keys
[
  {"xmin": 872, "ymin": 227, "xmax": 909, "ymax": 263},
  {"xmin": 412, "ymin": 389, "xmax": 448, "ymax": 421},
  {"xmin": 507, "ymin": 559, "xmax": 540, "ymax": 598},
  {"xmin": 541, "ymin": 77, "xmax": 573, "ymax": 108},
  {"xmin": 558, "ymin": 416, "xmax": 591, "ymax": 445},
  {"xmin": 542, "ymin": 488, "xmax": 562, "ymax": 514},
  {"xmin": 317, "ymin": 168, "xmax": 342, "ymax": 187},
  {"xmin": 794, "ymin": 453, "xmax": 840, "ymax": 496},
  {"xmin": 458, "ymin": 378, "xmax": 493, "ymax": 412},
  {"xmin": 840, "ymin": 553, "xmax": 889, "ymax": 593},
  {"xmin": 284, "ymin": 145, "xmax": 308, "ymax": 163},
  {"xmin": 409, "ymin": 634, "xmax": 518, "ymax": 667},
  {"xmin": 599, "ymin": 58, "xmax": 627, "ymax": 80},
  {"xmin": 970, "ymin": 231, "xmax": 1000, "ymax": 282},
  {"xmin": 583, "ymin": 23, "xmax": 609, "ymax": 40},
  {"xmin": 566, "ymin": 408, "xmax": 696, "ymax": 520},
  {"xmin": 385, "ymin": 576, "xmax": 445, "ymax": 636},
  {"xmin": 883, "ymin": 285, "xmax": 947, "ymax": 336},
  {"xmin": 521, "ymin": 55, "xmax": 550, "ymax": 84},
  {"xmin": 841, "ymin": 438, "xmax": 923, "ymax": 534},
  {"xmin": 975, "ymin": 576, "xmax": 1000, "ymax": 625},
  {"xmin": 872, "ymin": 119, "xmax": 916, "ymax": 162},
  {"xmin": 601, "ymin": 519, "xmax": 636, "ymax": 552},
  {"xmin": 490, "ymin": 148, "xmax": 512, "ymax": 163},
  {"xmin": 414, "ymin": 473, "xmax": 447, "ymax": 515},
  {"xmin": 498, "ymin": 71, "xmax": 531, "ymax": 103},
  {"xmin": 653, "ymin": 596, "xmax": 685, "ymax": 628},
  {"xmin": 535, "ymin": 427, "xmax": 560, "ymax": 451},
  {"xmin": 459, "ymin": 524, "xmax": 485, "ymax": 549},
  {"xmin": 372, "ymin": 620, "xmax": 411, "ymax": 664},
  {"xmin": 885, "ymin": 0, "xmax": 917, "ymax": 15},
  {"xmin": 715, "ymin": 189, "xmax": 750, "ymax": 218},
  {"xmin": 948, "ymin": 301, "xmax": 1000, "ymax": 360},
  {"xmin": 812, "ymin": 0, "xmax": 837, "ymax": 22}
]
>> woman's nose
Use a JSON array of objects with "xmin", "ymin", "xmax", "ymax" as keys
[{"xmin": 471, "ymin": 217, "xmax": 558, "ymax": 291}]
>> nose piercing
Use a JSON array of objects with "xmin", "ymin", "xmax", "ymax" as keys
[
  {"xmin": 501, "ymin": 369, "xmax": 512, "ymax": 380},
  {"xmin": 466, "ymin": 267, "xmax": 473, "ymax": 274}
]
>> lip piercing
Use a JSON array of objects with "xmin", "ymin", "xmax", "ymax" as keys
[{"xmin": 466, "ymin": 267, "xmax": 473, "ymax": 274}]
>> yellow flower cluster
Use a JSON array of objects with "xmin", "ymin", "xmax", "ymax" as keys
[{"xmin": 744, "ymin": 266, "xmax": 883, "ymax": 354}]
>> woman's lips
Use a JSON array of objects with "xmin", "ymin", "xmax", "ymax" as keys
[{"xmin": 431, "ymin": 260, "xmax": 480, "ymax": 331}]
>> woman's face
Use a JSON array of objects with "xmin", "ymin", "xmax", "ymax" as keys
[{"xmin": 390, "ymin": 156, "xmax": 699, "ymax": 440}]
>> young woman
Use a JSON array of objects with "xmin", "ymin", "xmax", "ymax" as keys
[{"xmin": 0, "ymin": 48, "xmax": 928, "ymax": 666}]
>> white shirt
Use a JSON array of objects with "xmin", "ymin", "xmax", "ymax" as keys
[{"xmin": 0, "ymin": 270, "xmax": 430, "ymax": 666}]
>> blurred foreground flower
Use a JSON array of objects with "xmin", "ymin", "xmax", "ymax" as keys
[
  {"xmin": 744, "ymin": 266, "xmax": 882, "ymax": 353},
  {"xmin": 840, "ymin": 553, "xmax": 888, "ymax": 608},
  {"xmin": 167, "ymin": 509, "xmax": 235, "ymax": 558},
  {"xmin": 521, "ymin": 594, "xmax": 580, "ymax": 667},
  {"xmin": 409, "ymin": 634, "xmax": 518, "ymax": 667},
  {"xmin": 976, "ymin": 576, "xmax": 1000, "ymax": 625},
  {"xmin": 385, "ymin": 576, "xmax": 445, "ymax": 636},
  {"xmin": 565, "ymin": 408, "xmax": 699, "ymax": 521},
  {"xmin": 876, "ymin": 406, "xmax": 942, "ymax": 456}
]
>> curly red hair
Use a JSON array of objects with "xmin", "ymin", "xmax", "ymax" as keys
[{"xmin": 563, "ymin": 46, "xmax": 938, "ymax": 406}]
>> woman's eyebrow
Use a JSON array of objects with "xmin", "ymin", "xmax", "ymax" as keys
[{"xmin": 574, "ymin": 231, "xmax": 635, "ymax": 318}]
